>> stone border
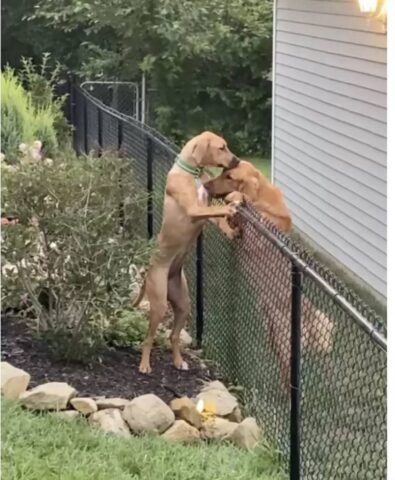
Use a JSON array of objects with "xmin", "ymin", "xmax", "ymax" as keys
[{"xmin": 1, "ymin": 361, "xmax": 261, "ymax": 448}]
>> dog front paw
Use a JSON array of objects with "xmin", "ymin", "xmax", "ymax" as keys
[
  {"xmin": 224, "ymin": 225, "xmax": 241, "ymax": 240},
  {"xmin": 225, "ymin": 191, "xmax": 245, "ymax": 204}
]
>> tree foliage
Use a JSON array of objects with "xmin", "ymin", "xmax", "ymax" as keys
[{"xmin": 4, "ymin": 0, "xmax": 273, "ymax": 154}]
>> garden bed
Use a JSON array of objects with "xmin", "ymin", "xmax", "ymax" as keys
[{"xmin": 1, "ymin": 314, "xmax": 217, "ymax": 403}]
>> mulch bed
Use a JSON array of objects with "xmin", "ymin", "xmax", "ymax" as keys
[{"xmin": 1, "ymin": 314, "xmax": 219, "ymax": 403}]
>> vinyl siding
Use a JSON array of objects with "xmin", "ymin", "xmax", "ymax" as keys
[{"xmin": 273, "ymin": 0, "xmax": 387, "ymax": 298}]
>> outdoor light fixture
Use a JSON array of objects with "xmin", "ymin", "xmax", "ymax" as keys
[
  {"xmin": 358, "ymin": 0, "xmax": 378, "ymax": 13},
  {"xmin": 357, "ymin": 0, "xmax": 387, "ymax": 26}
]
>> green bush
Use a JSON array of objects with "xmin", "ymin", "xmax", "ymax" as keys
[
  {"xmin": 18, "ymin": 55, "xmax": 72, "ymax": 148},
  {"xmin": 1, "ymin": 152, "xmax": 153, "ymax": 362},
  {"xmin": 1, "ymin": 68, "xmax": 58, "ymax": 162},
  {"xmin": 1, "ymin": 70, "xmax": 36, "ymax": 162}
]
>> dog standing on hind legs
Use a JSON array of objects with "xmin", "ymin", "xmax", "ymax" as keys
[{"xmin": 134, "ymin": 131, "xmax": 240, "ymax": 374}]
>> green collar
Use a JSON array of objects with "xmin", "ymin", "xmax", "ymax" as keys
[{"xmin": 175, "ymin": 156, "xmax": 204, "ymax": 177}]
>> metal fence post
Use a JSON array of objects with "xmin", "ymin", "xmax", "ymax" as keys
[
  {"xmin": 117, "ymin": 118, "xmax": 125, "ymax": 230},
  {"xmin": 83, "ymin": 95, "xmax": 88, "ymax": 155},
  {"xmin": 196, "ymin": 234, "xmax": 204, "ymax": 348},
  {"xmin": 290, "ymin": 263, "xmax": 302, "ymax": 480},
  {"xmin": 69, "ymin": 81, "xmax": 77, "ymax": 151},
  {"xmin": 146, "ymin": 135, "xmax": 154, "ymax": 238},
  {"xmin": 97, "ymin": 107, "xmax": 103, "ymax": 155}
]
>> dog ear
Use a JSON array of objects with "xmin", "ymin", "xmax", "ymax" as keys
[
  {"xmin": 192, "ymin": 136, "xmax": 210, "ymax": 166},
  {"xmin": 240, "ymin": 176, "xmax": 260, "ymax": 198}
]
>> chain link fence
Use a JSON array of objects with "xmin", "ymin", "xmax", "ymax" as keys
[{"xmin": 69, "ymin": 84, "xmax": 387, "ymax": 480}]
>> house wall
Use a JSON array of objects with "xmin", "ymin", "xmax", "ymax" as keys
[{"xmin": 272, "ymin": 0, "xmax": 387, "ymax": 299}]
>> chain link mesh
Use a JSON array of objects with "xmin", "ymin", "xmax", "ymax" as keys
[
  {"xmin": 81, "ymin": 82, "xmax": 139, "ymax": 118},
  {"xmin": 71, "ymin": 85, "xmax": 387, "ymax": 480}
]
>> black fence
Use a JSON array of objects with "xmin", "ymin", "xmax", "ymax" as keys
[{"xmin": 69, "ymin": 84, "xmax": 387, "ymax": 480}]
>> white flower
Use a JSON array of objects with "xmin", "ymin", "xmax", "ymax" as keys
[
  {"xmin": 44, "ymin": 158, "xmax": 53, "ymax": 166},
  {"xmin": 49, "ymin": 242, "xmax": 60, "ymax": 252},
  {"xmin": 19, "ymin": 143, "xmax": 28, "ymax": 153},
  {"xmin": 1, "ymin": 262, "xmax": 18, "ymax": 277}
]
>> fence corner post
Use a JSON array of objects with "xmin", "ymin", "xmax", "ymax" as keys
[
  {"xmin": 97, "ymin": 106, "xmax": 103, "ymax": 156},
  {"xmin": 290, "ymin": 263, "xmax": 302, "ymax": 480},
  {"xmin": 196, "ymin": 234, "xmax": 204, "ymax": 349},
  {"xmin": 83, "ymin": 94, "xmax": 88, "ymax": 155},
  {"xmin": 146, "ymin": 135, "xmax": 153, "ymax": 239}
]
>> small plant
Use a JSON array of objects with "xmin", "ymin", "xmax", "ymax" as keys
[
  {"xmin": 1, "ymin": 68, "xmax": 58, "ymax": 162},
  {"xmin": 103, "ymin": 308, "xmax": 166, "ymax": 349},
  {"xmin": 1, "ymin": 151, "xmax": 153, "ymax": 362}
]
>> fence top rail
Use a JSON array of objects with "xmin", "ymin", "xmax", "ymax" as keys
[
  {"xmin": 238, "ymin": 205, "xmax": 387, "ymax": 352},
  {"xmin": 76, "ymin": 85, "xmax": 179, "ymax": 154},
  {"xmin": 76, "ymin": 82, "xmax": 387, "ymax": 354}
]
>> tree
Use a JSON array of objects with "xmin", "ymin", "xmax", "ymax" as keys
[{"xmin": 11, "ymin": 0, "xmax": 273, "ymax": 153}]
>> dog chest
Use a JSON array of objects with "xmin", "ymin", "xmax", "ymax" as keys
[{"xmin": 195, "ymin": 178, "xmax": 209, "ymax": 205}]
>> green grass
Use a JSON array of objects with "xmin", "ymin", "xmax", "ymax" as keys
[
  {"xmin": 244, "ymin": 156, "xmax": 271, "ymax": 178},
  {"xmin": 1, "ymin": 400, "xmax": 286, "ymax": 480}
]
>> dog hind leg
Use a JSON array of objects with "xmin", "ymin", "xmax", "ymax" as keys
[
  {"xmin": 139, "ymin": 265, "xmax": 169, "ymax": 374},
  {"xmin": 167, "ymin": 268, "xmax": 191, "ymax": 370}
]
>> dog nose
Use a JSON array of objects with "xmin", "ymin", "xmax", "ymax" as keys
[{"xmin": 229, "ymin": 156, "xmax": 240, "ymax": 168}]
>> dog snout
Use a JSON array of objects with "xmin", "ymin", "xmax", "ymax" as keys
[{"xmin": 228, "ymin": 156, "xmax": 240, "ymax": 169}]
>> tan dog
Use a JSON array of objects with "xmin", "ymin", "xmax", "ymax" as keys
[
  {"xmin": 204, "ymin": 160, "xmax": 292, "ymax": 233},
  {"xmin": 136, "ymin": 132, "xmax": 239, "ymax": 374},
  {"xmin": 206, "ymin": 160, "xmax": 333, "ymax": 392}
]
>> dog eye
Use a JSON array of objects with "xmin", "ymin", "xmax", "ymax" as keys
[{"xmin": 219, "ymin": 145, "xmax": 225, "ymax": 151}]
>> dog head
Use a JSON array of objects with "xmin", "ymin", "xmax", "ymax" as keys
[
  {"xmin": 191, "ymin": 131, "xmax": 239, "ymax": 169},
  {"xmin": 204, "ymin": 160, "xmax": 261, "ymax": 199}
]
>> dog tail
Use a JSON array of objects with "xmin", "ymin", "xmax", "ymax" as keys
[{"xmin": 132, "ymin": 278, "xmax": 146, "ymax": 308}]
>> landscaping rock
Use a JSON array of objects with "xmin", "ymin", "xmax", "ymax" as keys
[
  {"xmin": 165, "ymin": 329, "xmax": 193, "ymax": 347},
  {"xmin": 96, "ymin": 398, "xmax": 129, "ymax": 410},
  {"xmin": 123, "ymin": 394, "xmax": 175, "ymax": 434},
  {"xmin": 55, "ymin": 410, "xmax": 80, "ymax": 420},
  {"xmin": 197, "ymin": 383, "xmax": 238, "ymax": 417},
  {"xmin": 19, "ymin": 382, "xmax": 76, "ymax": 410},
  {"xmin": 161, "ymin": 420, "xmax": 200, "ymax": 443},
  {"xmin": 1, "ymin": 362, "xmax": 30, "ymax": 400},
  {"xmin": 89, "ymin": 408, "xmax": 131, "ymax": 437},
  {"xmin": 200, "ymin": 417, "xmax": 238, "ymax": 440},
  {"xmin": 200, "ymin": 380, "xmax": 228, "ymax": 393},
  {"xmin": 226, "ymin": 406, "xmax": 243, "ymax": 423},
  {"xmin": 70, "ymin": 397, "xmax": 98, "ymax": 415},
  {"xmin": 227, "ymin": 417, "xmax": 261, "ymax": 449},
  {"xmin": 170, "ymin": 397, "xmax": 202, "ymax": 429}
]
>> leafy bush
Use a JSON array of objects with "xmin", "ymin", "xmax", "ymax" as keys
[
  {"xmin": 1, "ymin": 69, "xmax": 58, "ymax": 162},
  {"xmin": 18, "ymin": 54, "xmax": 71, "ymax": 148},
  {"xmin": 1, "ymin": 152, "xmax": 153, "ymax": 361},
  {"xmin": 1, "ymin": 70, "xmax": 36, "ymax": 161}
]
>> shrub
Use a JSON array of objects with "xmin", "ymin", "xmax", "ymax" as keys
[
  {"xmin": 1, "ymin": 70, "xmax": 36, "ymax": 162},
  {"xmin": 0, "ymin": 67, "xmax": 59, "ymax": 162},
  {"xmin": 1, "ymin": 152, "xmax": 153, "ymax": 362},
  {"xmin": 18, "ymin": 54, "xmax": 72, "ymax": 148}
]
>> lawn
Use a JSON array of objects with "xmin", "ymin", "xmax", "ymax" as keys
[{"xmin": 1, "ymin": 400, "xmax": 286, "ymax": 480}]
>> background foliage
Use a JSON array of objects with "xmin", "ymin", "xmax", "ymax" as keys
[{"xmin": 2, "ymin": 0, "xmax": 273, "ymax": 154}]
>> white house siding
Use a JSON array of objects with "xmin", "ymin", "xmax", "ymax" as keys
[{"xmin": 272, "ymin": 0, "xmax": 387, "ymax": 299}]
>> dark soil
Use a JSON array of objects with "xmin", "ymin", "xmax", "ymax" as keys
[{"xmin": 1, "ymin": 314, "xmax": 219, "ymax": 403}]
